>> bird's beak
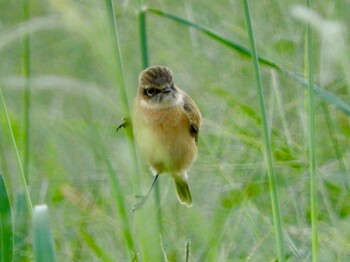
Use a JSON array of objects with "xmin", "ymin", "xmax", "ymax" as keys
[{"xmin": 162, "ymin": 86, "xmax": 172, "ymax": 94}]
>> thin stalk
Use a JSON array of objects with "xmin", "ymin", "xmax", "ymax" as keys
[
  {"xmin": 104, "ymin": 0, "xmax": 140, "ymax": 190},
  {"xmin": 185, "ymin": 240, "xmax": 190, "ymax": 262},
  {"xmin": 139, "ymin": 6, "xmax": 163, "ymax": 262},
  {"xmin": 104, "ymin": 0, "xmax": 130, "ymax": 118},
  {"xmin": 140, "ymin": 2, "xmax": 163, "ymax": 235},
  {"xmin": 138, "ymin": 3, "xmax": 149, "ymax": 68},
  {"xmin": 22, "ymin": 0, "xmax": 31, "ymax": 183},
  {"xmin": 306, "ymin": 0, "xmax": 318, "ymax": 261},
  {"xmin": 242, "ymin": 1, "xmax": 285, "ymax": 261},
  {"xmin": 0, "ymin": 88, "xmax": 33, "ymax": 215}
]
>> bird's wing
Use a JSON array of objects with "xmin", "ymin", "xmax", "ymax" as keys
[{"xmin": 182, "ymin": 92, "xmax": 202, "ymax": 143}]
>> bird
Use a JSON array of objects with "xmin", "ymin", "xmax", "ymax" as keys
[{"xmin": 131, "ymin": 66, "xmax": 201, "ymax": 209}]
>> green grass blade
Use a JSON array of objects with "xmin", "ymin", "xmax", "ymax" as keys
[
  {"xmin": 33, "ymin": 205, "xmax": 56, "ymax": 262},
  {"xmin": 22, "ymin": 0, "xmax": 31, "ymax": 184},
  {"xmin": 139, "ymin": 1, "xmax": 163, "ymax": 238},
  {"xmin": 242, "ymin": 1, "xmax": 285, "ymax": 261},
  {"xmin": 104, "ymin": 0, "xmax": 131, "ymax": 118},
  {"xmin": 146, "ymin": 8, "xmax": 350, "ymax": 116},
  {"xmin": 0, "ymin": 88, "xmax": 33, "ymax": 215},
  {"xmin": 139, "ymin": 4, "xmax": 149, "ymax": 68},
  {"xmin": 104, "ymin": 0, "xmax": 141, "ymax": 192},
  {"xmin": 306, "ymin": 1, "xmax": 318, "ymax": 261},
  {"xmin": 0, "ymin": 175, "xmax": 13, "ymax": 262},
  {"xmin": 14, "ymin": 192, "xmax": 30, "ymax": 262}
]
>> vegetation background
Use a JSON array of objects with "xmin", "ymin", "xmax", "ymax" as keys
[{"xmin": 0, "ymin": 0, "xmax": 349, "ymax": 261}]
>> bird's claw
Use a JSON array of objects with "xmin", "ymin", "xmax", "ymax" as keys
[{"xmin": 116, "ymin": 117, "xmax": 131, "ymax": 132}]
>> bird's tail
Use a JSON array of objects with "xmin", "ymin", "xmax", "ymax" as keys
[{"xmin": 173, "ymin": 175, "xmax": 192, "ymax": 207}]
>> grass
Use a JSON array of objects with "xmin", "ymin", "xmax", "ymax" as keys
[
  {"xmin": 242, "ymin": 0, "xmax": 285, "ymax": 260},
  {"xmin": 305, "ymin": 1, "xmax": 319, "ymax": 261},
  {"xmin": 138, "ymin": 0, "xmax": 149, "ymax": 69},
  {"xmin": 0, "ymin": 175, "xmax": 13, "ymax": 262},
  {"xmin": 146, "ymin": 8, "xmax": 350, "ymax": 116},
  {"xmin": 1, "ymin": 0, "xmax": 350, "ymax": 261},
  {"xmin": 0, "ymin": 87, "xmax": 33, "ymax": 214},
  {"xmin": 22, "ymin": 0, "xmax": 31, "ymax": 184},
  {"xmin": 33, "ymin": 205, "xmax": 56, "ymax": 262}
]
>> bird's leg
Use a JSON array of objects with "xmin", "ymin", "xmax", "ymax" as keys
[{"xmin": 131, "ymin": 174, "xmax": 159, "ymax": 212}]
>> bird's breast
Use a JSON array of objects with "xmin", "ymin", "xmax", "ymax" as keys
[{"xmin": 133, "ymin": 103, "xmax": 197, "ymax": 173}]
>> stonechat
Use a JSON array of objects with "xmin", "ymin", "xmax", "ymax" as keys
[{"xmin": 132, "ymin": 66, "xmax": 201, "ymax": 207}]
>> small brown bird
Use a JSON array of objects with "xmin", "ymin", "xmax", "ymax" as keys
[{"xmin": 132, "ymin": 66, "xmax": 201, "ymax": 207}]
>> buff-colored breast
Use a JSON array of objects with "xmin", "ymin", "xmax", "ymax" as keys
[{"xmin": 133, "ymin": 101, "xmax": 197, "ymax": 174}]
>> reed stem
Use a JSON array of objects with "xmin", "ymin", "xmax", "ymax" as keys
[
  {"xmin": 104, "ymin": 0, "xmax": 141, "ymax": 190},
  {"xmin": 306, "ymin": 0, "xmax": 318, "ymax": 261},
  {"xmin": 242, "ymin": 1, "xmax": 285, "ymax": 261},
  {"xmin": 22, "ymin": 0, "xmax": 31, "ymax": 184}
]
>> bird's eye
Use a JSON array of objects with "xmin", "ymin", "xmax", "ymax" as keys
[{"xmin": 146, "ymin": 88, "xmax": 156, "ymax": 96}]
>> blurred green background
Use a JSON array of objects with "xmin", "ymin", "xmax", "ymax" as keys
[{"xmin": 1, "ymin": 0, "xmax": 350, "ymax": 261}]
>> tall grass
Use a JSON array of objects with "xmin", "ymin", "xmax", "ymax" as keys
[
  {"xmin": 138, "ymin": 0, "xmax": 163, "ymax": 238},
  {"xmin": 147, "ymin": 9, "xmax": 350, "ymax": 117},
  {"xmin": 306, "ymin": 1, "xmax": 318, "ymax": 261},
  {"xmin": 105, "ymin": 0, "xmax": 164, "ymax": 260},
  {"xmin": 242, "ymin": 1, "xmax": 285, "ymax": 261},
  {"xmin": 104, "ymin": 0, "xmax": 131, "ymax": 118},
  {"xmin": 138, "ymin": 0, "xmax": 149, "ymax": 69},
  {"xmin": 104, "ymin": 0, "xmax": 141, "ymax": 191},
  {"xmin": 1, "ymin": 88, "xmax": 33, "ymax": 260},
  {"xmin": 0, "ymin": 175, "xmax": 13, "ymax": 262},
  {"xmin": 103, "ymin": 0, "xmax": 138, "ymax": 257},
  {"xmin": 0, "ymin": 88, "xmax": 32, "ymax": 214},
  {"xmin": 1, "ymin": 0, "xmax": 350, "ymax": 261},
  {"xmin": 22, "ymin": 0, "xmax": 31, "ymax": 184}
]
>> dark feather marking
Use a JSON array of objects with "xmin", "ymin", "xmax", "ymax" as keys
[
  {"xmin": 190, "ymin": 124, "xmax": 199, "ymax": 143},
  {"xmin": 183, "ymin": 100, "xmax": 199, "ymax": 143}
]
